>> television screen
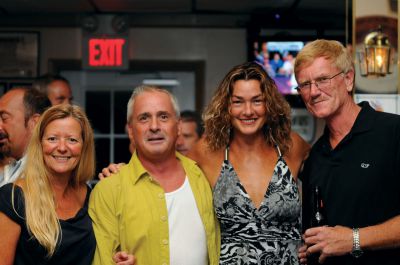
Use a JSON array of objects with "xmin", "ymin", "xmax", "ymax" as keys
[{"xmin": 252, "ymin": 41, "xmax": 304, "ymax": 95}]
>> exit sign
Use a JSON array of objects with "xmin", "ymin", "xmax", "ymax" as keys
[{"xmin": 82, "ymin": 36, "xmax": 129, "ymax": 70}]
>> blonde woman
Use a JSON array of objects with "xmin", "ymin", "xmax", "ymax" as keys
[
  {"xmin": 0, "ymin": 105, "xmax": 96, "ymax": 265},
  {"xmin": 189, "ymin": 62, "xmax": 310, "ymax": 264}
]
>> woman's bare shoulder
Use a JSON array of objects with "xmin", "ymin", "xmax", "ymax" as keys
[
  {"xmin": 187, "ymin": 137, "xmax": 207, "ymax": 161},
  {"xmin": 285, "ymin": 131, "xmax": 311, "ymax": 178},
  {"xmin": 290, "ymin": 131, "xmax": 310, "ymax": 161},
  {"xmin": 187, "ymin": 137, "xmax": 221, "ymax": 161},
  {"xmin": 187, "ymin": 137, "xmax": 224, "ymax": 187}
]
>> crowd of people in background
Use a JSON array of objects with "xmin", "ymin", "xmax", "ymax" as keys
[
  {"xmin": 254, "ymin": 42, "xmax": 296, "ymax": 79},
  {"xmin": 254, "ymin": 42, "xmax": 298, "ymax": 94},
  {"xmin": 0, "ymin": 39, "xmax": 400, "ymax": 265}
]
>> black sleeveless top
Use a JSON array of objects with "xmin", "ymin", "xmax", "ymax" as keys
[
  {"xmin": 0, "ymin": 183, "xmax": 96, "ymax": 265},
  {"xmin": 213, "ymin": 146, "xmax": 301, "ymax": 265}
]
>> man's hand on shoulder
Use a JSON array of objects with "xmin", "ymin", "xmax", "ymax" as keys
[{"xmin": 98, "ymin": 163, "xmax": 126, "ymax": 179}]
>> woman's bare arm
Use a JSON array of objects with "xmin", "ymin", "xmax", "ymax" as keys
[{"xmin": 0, "ymin": 212, "xmax": 21, "ymax": 265}]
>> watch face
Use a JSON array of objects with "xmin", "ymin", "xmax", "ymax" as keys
[{"xmin": 351, "ymin": 249, "xmax": 363, "ymax": 258}]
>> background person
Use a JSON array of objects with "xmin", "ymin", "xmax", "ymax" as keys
[
  {"xmin": 279, "ymin": 53, "xmax": 295, "ymax": 77},
  {"xmin": 295, "ymin": 39, "xmax": 400, "ymax": 265},
  {"xmin": 89, "ymin": 85, "xmax": 219, "ymax": 265},
  {"xmin": 34, "ymin": 74, "xmax": 73, "ymax": 105},
  {"xmin": 0, "ymin": 87, "xmax": 51, "ymax": 187},
  {"xmin": 175, "ymin": 110, "xmax": 204, "ymax": 155},
  {"xmin": 189, "ymin": 62, "xmax": 309, "ymax": 264},
  {"xmin": 269, "ymin": 52, "xmax": 283, "ymax": 74}
]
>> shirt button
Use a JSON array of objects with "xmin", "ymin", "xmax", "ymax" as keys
[
  {"xmin": 161, "ymin": 216, "xmax": 167, "ymax": 221},
  {"xmin": 158, "ymin": 193, "xmax": 164, "ymax": 199},
  {"xmin": 162, "ymin": 239, "xmax": 168, "ymax": 245}
]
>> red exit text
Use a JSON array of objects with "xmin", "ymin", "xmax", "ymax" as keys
[{"xmin": 88, "ymin": 38, "xmax": 126, "ymax": 67}]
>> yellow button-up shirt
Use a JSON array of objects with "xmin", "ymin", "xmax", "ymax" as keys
[{"xmin": 89, "ymin": 152, "xmax": 220, "ymax": 265}]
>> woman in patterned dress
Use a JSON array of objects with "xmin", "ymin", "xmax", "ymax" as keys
[{"xmin": 189, "ymin": 62, "xmax": 310, "ymax": 265}]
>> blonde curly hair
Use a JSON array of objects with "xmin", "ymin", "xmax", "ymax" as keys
[{"xmin": 204, "ymin": 62, "xmax": 292, "ymax": 154}]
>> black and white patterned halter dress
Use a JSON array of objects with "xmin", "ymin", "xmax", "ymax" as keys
[{"xmin": 213, "ymin": 146, "xmax": 301, "ymax": 265}]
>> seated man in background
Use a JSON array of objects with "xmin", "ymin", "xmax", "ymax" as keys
[{"xmin": 89, "ymin": 85, "xmax": 219, "ymax": 265}]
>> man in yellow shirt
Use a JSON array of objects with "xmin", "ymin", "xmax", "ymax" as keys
[{"xmin": 89, "ymin": 85, "xmax": 219, "ymax": 265}]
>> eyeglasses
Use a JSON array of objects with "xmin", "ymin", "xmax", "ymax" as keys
[{"xmin": 296, "ymin": 71, "xmax": 343, "ymax": 93}]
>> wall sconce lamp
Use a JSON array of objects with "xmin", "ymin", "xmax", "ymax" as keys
[{"xmin": 357, "ymin": 25, "xmax": 393, "ymax": 77}]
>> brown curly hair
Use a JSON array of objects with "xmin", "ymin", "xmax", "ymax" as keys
[{"xmin": 204, "ymin": 62, "xmax": 292, "ymax": 154}]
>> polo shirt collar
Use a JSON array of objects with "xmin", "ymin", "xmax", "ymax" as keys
[
  {"xmin": 349, "ymin": 101, "xmax": 376, "ymax": 134},
  {"xmin": 320, "ymin": 101, "xmax": 376, "ymax": 150},
  {"xmin": 129, "ymin": 151, "xmax": 148, "ymax": 184}
]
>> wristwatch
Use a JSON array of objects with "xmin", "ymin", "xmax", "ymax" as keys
[{"xmin": 350, "ymin": 228, "xmax": 363, "ymax": 258}]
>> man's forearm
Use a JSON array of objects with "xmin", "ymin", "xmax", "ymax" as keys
[{"xmin": 360, "ymin": 215, "xmax": 400, "ymax": 251}]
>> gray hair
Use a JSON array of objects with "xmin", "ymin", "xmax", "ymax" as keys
[{"xmin": 126, "ymin": 85, "xmax": 180, "ymax": 124}]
